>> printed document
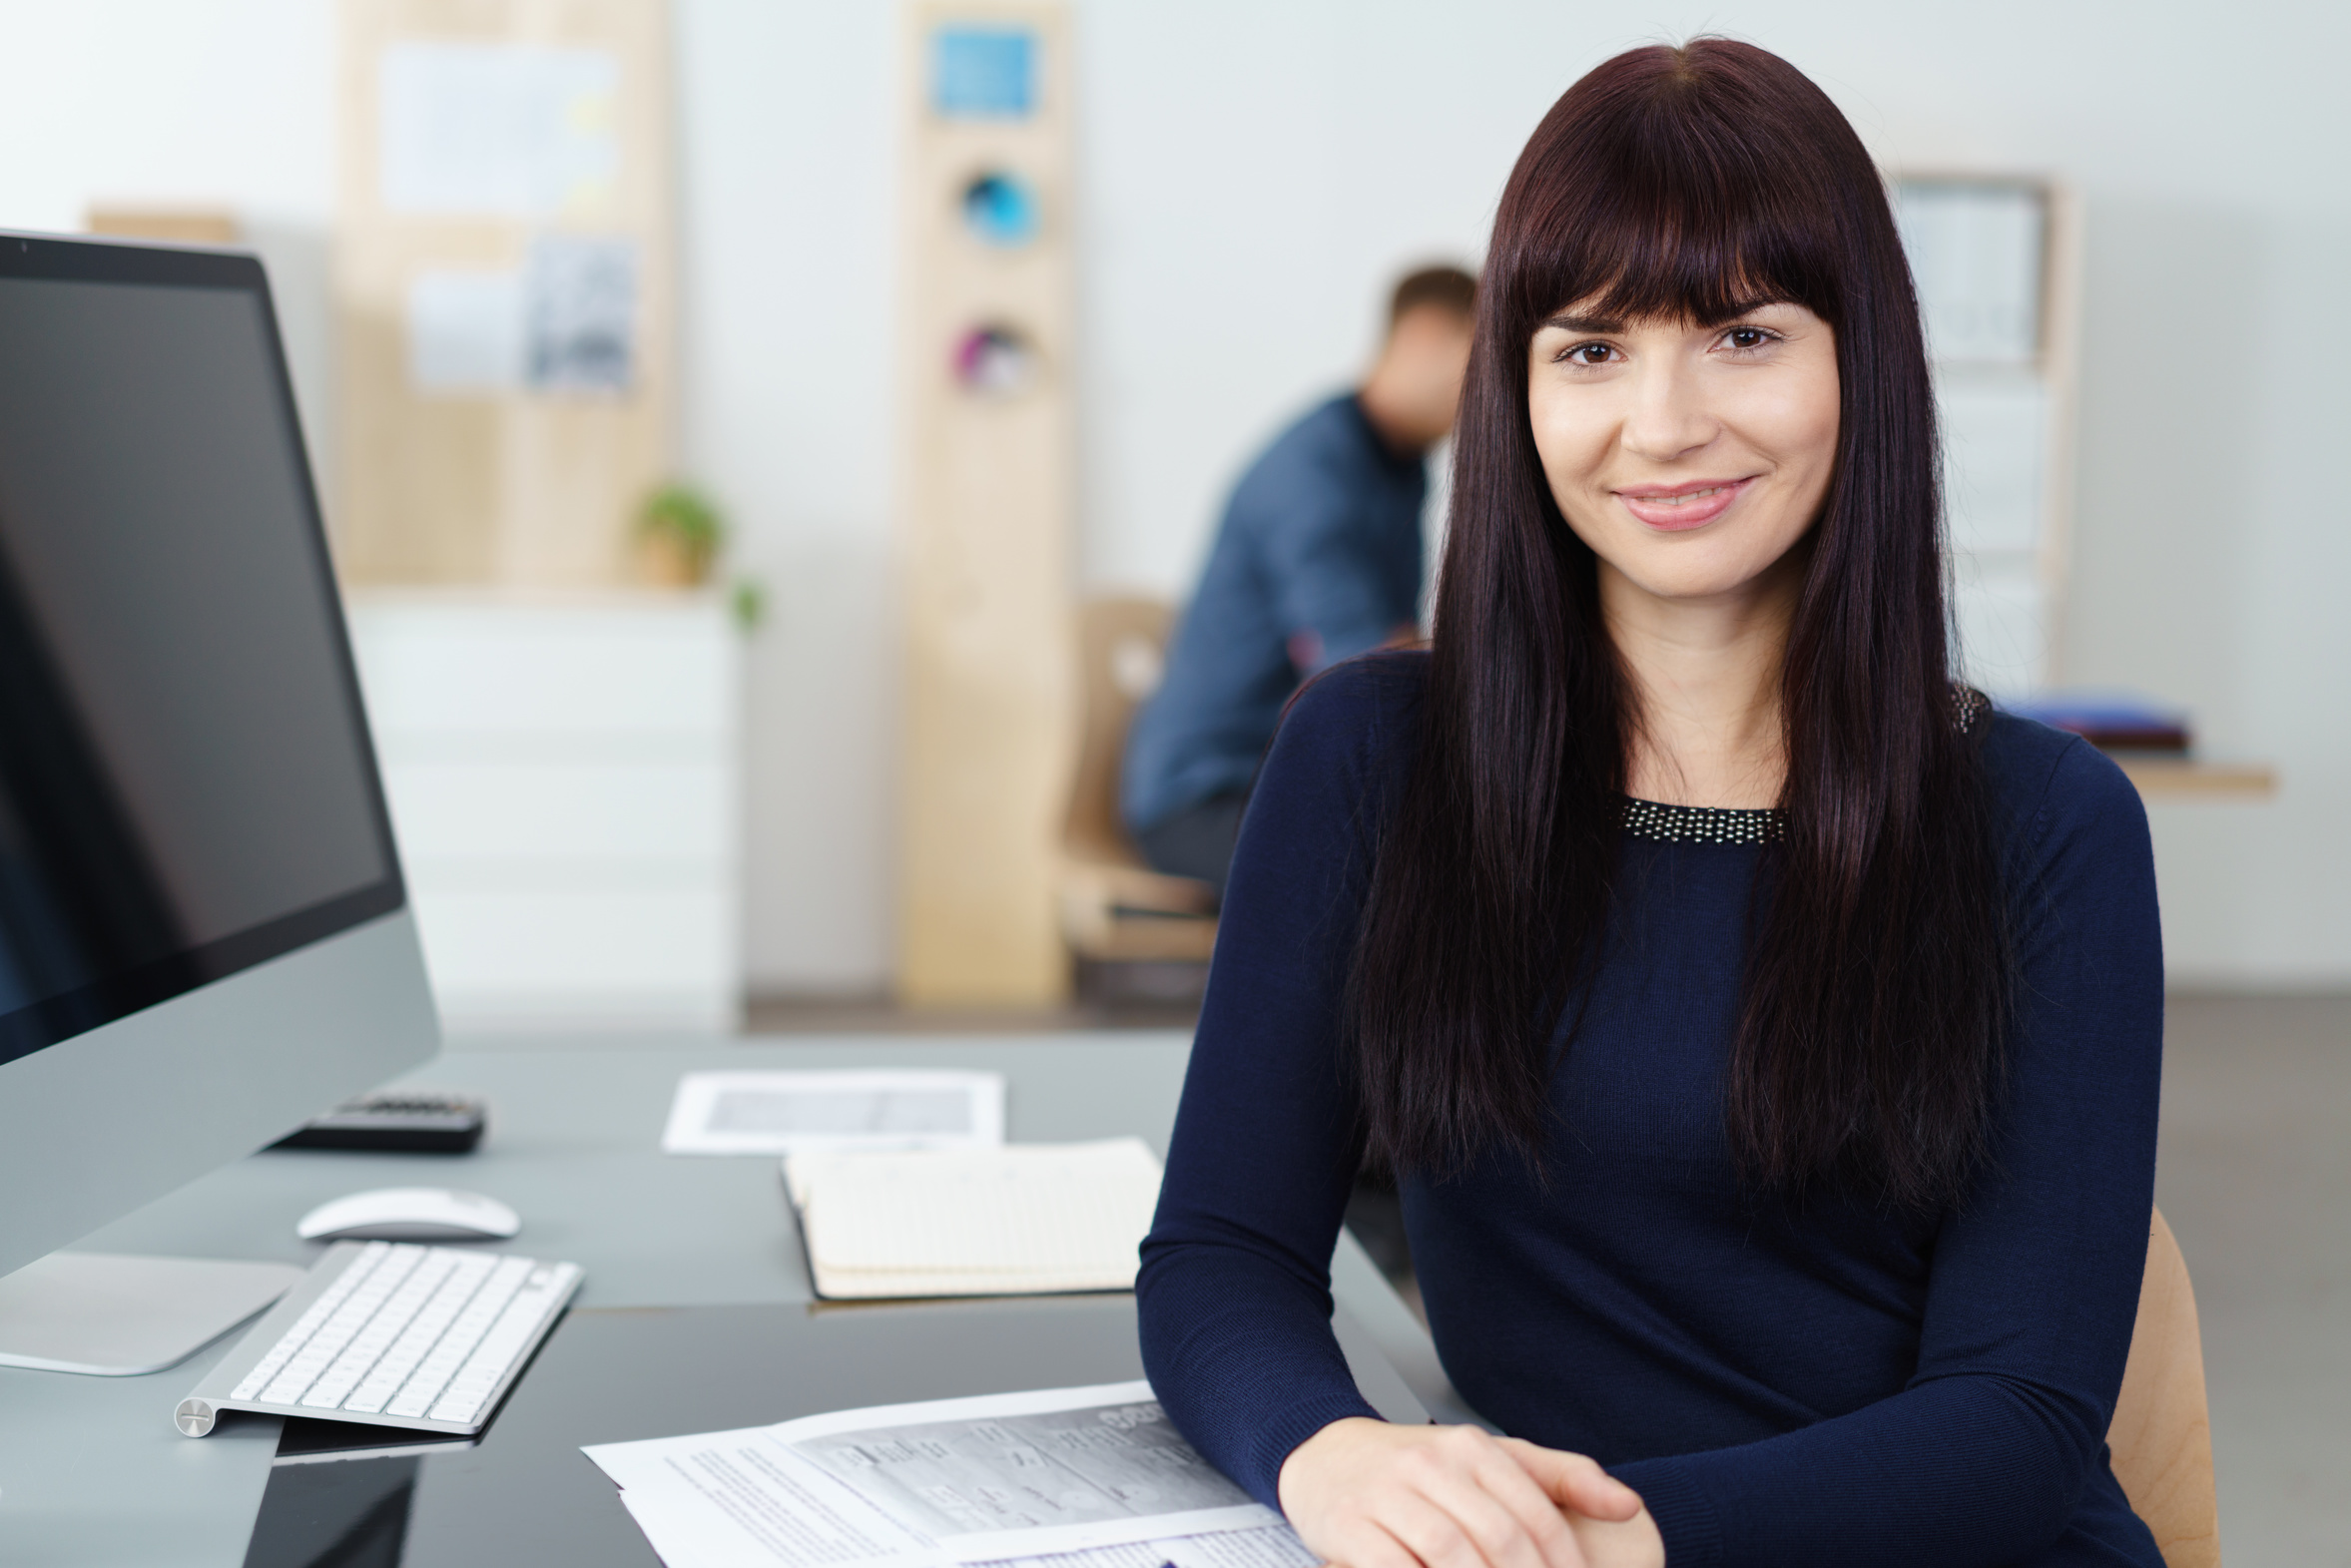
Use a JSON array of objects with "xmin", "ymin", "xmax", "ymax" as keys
[
  {"xmin": 664, "ymin": 1070, "xmax": 1006, "ymax": 1157},
  {"xmin": 585, "ymin": 1380, "xmax": 1291, "ymax": 1568}
]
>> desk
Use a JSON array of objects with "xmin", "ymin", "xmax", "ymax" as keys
[{"xmin": 4, "ymin": 1033, "xmax": 1455, "ymax": 1566}]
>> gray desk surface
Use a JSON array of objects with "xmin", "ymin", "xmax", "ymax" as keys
[{"xmin": 3, "ymin": 1031, "xmax": 1461, "ymax": 1567}]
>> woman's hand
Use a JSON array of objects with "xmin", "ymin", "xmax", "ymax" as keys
[{"xmin": 1277, "ymin": 1418, "xmax": 1661, "ymax": 1568}]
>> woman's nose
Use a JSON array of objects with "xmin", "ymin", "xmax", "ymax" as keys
[{"xmin": 1618, "ymin": 362, "xmax": 1718, "ymax": 463}]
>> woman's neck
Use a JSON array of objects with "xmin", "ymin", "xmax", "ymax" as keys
[{"xmin": 1601, "ymin": 553, "xmax": 1802, "ymax": 810}]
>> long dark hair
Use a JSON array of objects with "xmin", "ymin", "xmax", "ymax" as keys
[{"xmin": 1346, "ymin": 39, "xmax": 2008, "ymax": 1212}]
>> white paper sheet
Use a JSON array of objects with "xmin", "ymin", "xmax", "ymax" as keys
[
  {"xmin": 406, "ymin": 269, "xmax": 526, "ymax": 392},
  {"xmin": 970, "ymin": 1525, "xmax": 1319, "ymax": 1568},
  {"xmin": 379, "ymin": 42, "xmax": 621, "ymax": 220},
  {"xmin": 1896, "ymin": 181, "xmax": 2046, "ymax": 365},
  {"xmin": 786, "ymin": 1140, "xmax": 1163, "ymax": 1300},
  {"xmin": 526, "ymin": 234, "xmax": 638, "ymax": 392},
  {"xmin": 1940, "ymin": 371, "xmax": 2048, "ymax": 557},
  {"xmin": 663, "ymin": 1070, "xmax": 1006, "ymax": 1157},
  {"xmin": 585, "ymin": 1381, "xmax": 1285, "ymax": 1568}
]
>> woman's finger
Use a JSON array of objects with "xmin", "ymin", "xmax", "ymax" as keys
[
  {"xmin": 1495, "ymin": 1439, "xmax": 1642, "ymax": 1523},
  {"xmin": 1373, "ymin": 1489, "xmax": 1501, "ymax": 1568},
  {"xmin": 1409, "ymin": 1461, "xmax": 1567, "ymax": 1568},
  {"xmin": 1320, "ymin": 1518, "xmax": 1435, "ymax": 1568},
  {"xmin": 1453, "ymin": 1439, "xmax": 1589, "ymax": 1568}
]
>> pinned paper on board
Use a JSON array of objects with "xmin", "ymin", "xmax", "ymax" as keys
[
  {"xmin": 1939, "ymin": 373, "xmax": 2048, "ymax": 556},
  {"xmin": 1897, "ymin": 180, "xmax": 2046, "ymax": 364},
  {"xmin": 405, "ymin": 268, "xmax": 527, "ymax": 391},
  {"xmin": 379, "ymin": 42, "xmax": 621, "ymax": 219},
  {"xmin": 526, "ymin": 235, "xmax": 638, "ymax": 392},
  {"xmin": 1954, "ymin": 566, "xmax": 2050, "ymax": 701},
  {"xmin": 932, "ymin": 26, "xmax": 1036, "ymax": 119},
  {"xmin": 403, "ymin": 237, "xmax": 637, "ymax": 396}
]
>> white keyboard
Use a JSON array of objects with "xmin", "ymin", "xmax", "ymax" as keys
[{"xmin": 175, "ymin": 1240, "xmax": 581, "ymax": 1437}]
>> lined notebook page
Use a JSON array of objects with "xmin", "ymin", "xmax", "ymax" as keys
[{"xmin": 787, "ymin": 1139, "xmax": 1164, "ymax": 1300}]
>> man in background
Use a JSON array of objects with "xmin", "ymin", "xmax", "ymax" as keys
[{"xmin": 1122, "ymin": 265, "xmax": 1477, "ymax": 900}]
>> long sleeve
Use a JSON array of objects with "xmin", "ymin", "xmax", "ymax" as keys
[
  {"xmin": 1260, "ymin": 474, "xmax": 1415, "ymax": 672},
  {"xmin": 1136, "ymin": 659, "xmax": 1410, "ymax": 1503},
  {"xmin": 1139, "ymin": 681, "xmax": 2166, "ymax": 1568},
  {"xmin": 1612, "ymin": 738, "xmax": 2165, "ymax": 1566}
]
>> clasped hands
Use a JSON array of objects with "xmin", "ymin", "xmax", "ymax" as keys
[{"xmin": 1278, "ymin": 1418, "xmax": 1665, "ymax": 1568}]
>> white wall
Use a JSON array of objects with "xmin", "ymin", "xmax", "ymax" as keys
[{"xmin": 1, "ymin": 0, "xmax": 2344, "ymax": 991}]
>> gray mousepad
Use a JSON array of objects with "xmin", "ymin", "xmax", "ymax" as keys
[{"xmin": 242, "ymin": 1295, "xmax": 1149, "ymax": 1568}]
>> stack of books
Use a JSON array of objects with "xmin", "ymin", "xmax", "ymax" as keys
[{"xmin": 2006, "ymin": 691, "xmax": 2190, "ymax": 754}]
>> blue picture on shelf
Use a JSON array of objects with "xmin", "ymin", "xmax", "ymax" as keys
[
  {"xmin": 962, "ymin": 172, "xmax": 1040, "ymax": 247},
  {"xmin": 932, "ymin": 26, "xmax": 1035, "ymax": 119}
]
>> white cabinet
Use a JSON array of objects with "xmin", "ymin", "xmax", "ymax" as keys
[{"xmin": 345, "ymin": 591, "xmax": 741, "ymax": 1031}]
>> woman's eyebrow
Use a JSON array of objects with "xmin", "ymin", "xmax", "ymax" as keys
[
  {"xmin": 1699, "ymin": 295, "xmax": 1793, "ymax": 326},
  {"xmin": 1542, "ymin": 312, "xmax": 1623, "ymax": 333},
  {"xmin": 1542, "ymin": 297, "xmax": 1793, "ymax": 334}
]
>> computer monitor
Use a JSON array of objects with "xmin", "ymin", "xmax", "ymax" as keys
[{"xmin": 0, "ymin": 233, "xmax": 439, "ymax": 1368}]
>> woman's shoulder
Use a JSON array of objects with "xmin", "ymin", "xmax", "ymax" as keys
[
  {"xmin": 1280, "ymin": 648, "xmax": 1431, "ymax": 750},
  {"xmin": 1255, "ymin": 649, "xmax": 1430, "ymax": 807},
  {"xmin": 1979, "ymin": 710, "xmax": 2150, "ymax": 865}
]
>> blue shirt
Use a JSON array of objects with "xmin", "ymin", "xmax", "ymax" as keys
[
  {"xmin": 1138, "ymin": 652, "xmax": 2166, "ymax": 1568},
  {"xmin": 1122, "ymin": 394, "xmax": 1427, "ymax": 831}
]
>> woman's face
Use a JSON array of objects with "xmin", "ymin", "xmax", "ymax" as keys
[{"xmin": 1525, "ymin": 299, "xmax": 1841, "ymax": 607}]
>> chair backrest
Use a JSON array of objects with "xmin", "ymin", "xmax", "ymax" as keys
[
  {"xmin": 2110, "ymin": 1207, "xmax": 2221, "ymax": 1568},
  {"xmin": 1064, "ymin": 597, "xmax": 1175, "ymax": 866}
]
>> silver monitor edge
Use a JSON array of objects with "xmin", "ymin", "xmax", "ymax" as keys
[{"xmin": 0, "ymin": 906, "xmax": 440, "ymax": 1279}]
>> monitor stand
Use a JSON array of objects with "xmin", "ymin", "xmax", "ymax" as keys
[{"xmin": 0, "ymin": 1253, "xmax": 304, "ymax": 1375}]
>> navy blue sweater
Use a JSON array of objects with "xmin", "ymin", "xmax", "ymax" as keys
[{"xmin": 1137, "ymin": 653, "xmax": 2165, "ymax": 1568}]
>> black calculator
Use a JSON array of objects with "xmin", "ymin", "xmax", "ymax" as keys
[{"xmin": 271, "ymin": 1093, "xmax": 488, "ymax": 1154}]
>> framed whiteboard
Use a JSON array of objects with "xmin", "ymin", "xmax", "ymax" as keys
[{"xmin": 1896, "ymin": 175, "xmax": 2079, "ymax": 700}]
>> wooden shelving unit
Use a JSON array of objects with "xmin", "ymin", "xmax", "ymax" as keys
[
  {"xmin": 2115, "ymin": 759, "xmax": 2278, "ymax": 801},
  {"xmin": 895, "ymin": 1, "xmax": 1077, "ymax": 1007}
]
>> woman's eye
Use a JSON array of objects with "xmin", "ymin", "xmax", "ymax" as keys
[
  {"xmin": 1723, "ymin": 326, "xmax": 1774, "ymax": 351},
  {"xmin": 1564, "ymin": 342, "xmax": 1615, "ymax": 366}
]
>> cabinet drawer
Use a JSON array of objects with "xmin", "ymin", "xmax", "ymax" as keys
[
  {"xmin": 381, "ymin": 761, "xmax": 732, "ymax": 863},
  {"xmin": 348, "ymin": 600, "xmax": 735, "ymax": 740},
  {"xmin": 408, "ymin": 881, "xmax": 736, "ymax": 997}
]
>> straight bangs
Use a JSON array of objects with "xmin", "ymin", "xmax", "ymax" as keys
[{"xmin": 1492, "ymin": 58, "xmax": 1858, "ymax": 349}]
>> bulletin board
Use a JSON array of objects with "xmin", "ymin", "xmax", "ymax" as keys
[
  {"xmin": 1894, "ymin": 174, "xmax": 2081, "ymax": 699},
  {"xmin": 894, "ymin": 0, "xmax": 1078, "ymax": 1007},
  {"xmin": 332, "ymin": 0, "xmax": 674, "ymax": 587}
]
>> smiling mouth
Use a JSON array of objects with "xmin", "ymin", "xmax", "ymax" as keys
[{"xmin": 1616, "ymin": 477, "xmax": 1754, "ymax": 532}]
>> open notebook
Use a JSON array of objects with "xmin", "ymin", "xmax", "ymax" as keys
[{"xmin": 783, "ymin": 1138, "xmax": 1164, "ymax": 1300}]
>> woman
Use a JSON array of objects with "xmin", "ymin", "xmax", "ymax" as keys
[{"xmin": 1136, "ymin": 38, "xmax": 2163, "ymax": 1568}]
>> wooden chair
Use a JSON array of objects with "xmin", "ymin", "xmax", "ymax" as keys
[
  {"xmin": 2110, "ymin": 1208, "xmax": 2221, "ymax": 1567},
  {"xmin": 1058, "ymin": 599, "xmax": 1219, "ymax": 964}
]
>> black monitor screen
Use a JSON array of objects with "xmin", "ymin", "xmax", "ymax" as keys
[{"xmin": 0, "ymin": 239, "xmax": 401, "ymax": 1067}]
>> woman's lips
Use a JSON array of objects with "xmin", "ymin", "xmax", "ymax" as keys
[{"xmin": 1616, "ymin": 477, "xmax": 1754, "ymax": 531}]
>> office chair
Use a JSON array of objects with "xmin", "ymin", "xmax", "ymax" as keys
[{"xmin": 1058, "ymin": 598, "xmax": 1218, "ymax": 965}]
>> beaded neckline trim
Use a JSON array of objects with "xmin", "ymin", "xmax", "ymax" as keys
[
  {"xmin": 1620, "ymin": 796, "xmax": 1785, "ymax": 845},
  {"xmin": 1616, "ymin": 685, "xmax": 1987, "ymax": 845}
]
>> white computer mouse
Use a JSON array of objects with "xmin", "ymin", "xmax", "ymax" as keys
[{"xmin": 295, "ymin": 1188, "xmax": 522, "ymax": 1243}]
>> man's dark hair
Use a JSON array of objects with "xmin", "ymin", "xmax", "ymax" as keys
[{"xmin": 1388, "ymin": 264, "xmax": 1477, "ymax": 325}]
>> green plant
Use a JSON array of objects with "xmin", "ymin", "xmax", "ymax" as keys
[
  {"xmin": 730, "ymin": 576, "xmax": 767, "ymax": 633},
  {"xmin": 636, "ymin": 482, "xmax": 725, "ymax": 583}
]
